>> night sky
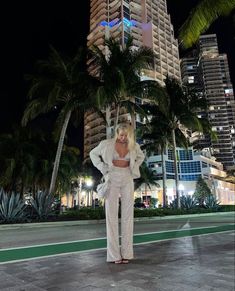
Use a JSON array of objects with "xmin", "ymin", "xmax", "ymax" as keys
[{"xmin": 0, "ymin": 1, "xmax": 234, "ymax": 148}]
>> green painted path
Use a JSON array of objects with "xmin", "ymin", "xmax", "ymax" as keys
[{"xmin": 0, "ymin": 224, "xmax": 234, "ymax": 264}]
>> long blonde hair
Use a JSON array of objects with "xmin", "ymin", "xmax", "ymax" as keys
[{"xmin": 114, "ymin": 123, "xmax": 135, "ymax": 151}]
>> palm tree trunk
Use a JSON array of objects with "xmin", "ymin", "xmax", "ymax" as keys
[
  {"xmin": 131, "ymin": 112, "xmax": 136, "ymax": 130},
  {"xmin": 171, "ymin": 129, "xmax": 180, "ymax": 208},
  {"xmin": 49, "ymin": 110, "xmax": 72, "ymax": 195},
  {"xmin": 114, "ymin": 104, "xmax": 120, "ymax": 130},
  {"xmin": 161, "ymin": 147, "xmax": 167, "ymax": 207},
  {"xmin": 106, "ymin": 106, "xmax": 112, "ymax": 138}
]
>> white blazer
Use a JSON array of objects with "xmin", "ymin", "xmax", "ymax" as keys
[{"xmin": 89, "ymin": 138, "xmax": 145, "ymax": 179}]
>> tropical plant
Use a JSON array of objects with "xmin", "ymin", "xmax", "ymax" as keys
[
  {"xmin": 134, "ymin": 162, "xmax": 160, "ymax": 191},
  {"xmin": 169, "ymin": 197, "xmax": 178, "ymax": 209},
  {"xmin": 148, "ymin": 77, "xmax": 213, "ymax": 208},
  {"xmin": 0, "ymin": 125, "xmax": 82, "ymax": 197},
  {"xmin": 134, "ymin": 197, "xmax": 142, "ymax": 206},
  {"xmin": 180, "ymin": 195, "xmax": 198, "ymax": 209},
  {"xmin": 194, "ymin": 176, "xmax": 212, "ymax": 206},
  {"xmin": 22, "ymin": 46, "xmax": 97, "ymax": 195},
  {"xmin": 31, "ymin": 191, "xmax": 54, "ymax": 220},
  {"xmin": 139, "ymin": 104, "xmax": 189, "ymax": 207},
  {"xmin": 89, "ymin": 37, "xmax": 164, "ymax": 131},
  {"xmin": 204, "ymin": 194, "xmax": 220, "ymax": 210},
  {"xmin": 149, "ymin": 197, "xmax": 158, "ymax": 208},
  {"xmin": 0, "ymin": 125, "xmax": 45, "ymax": 195},
  {"xmin": 56, "ymin": 145, "xmax": 81, "ymax": 194},
  {"xmin": 179, "ymin": 0, "xmax": 235, "ymax": 48},
  {"xmin": 0, "ymin": 189, "xmax": 27, "ymax": 223}
]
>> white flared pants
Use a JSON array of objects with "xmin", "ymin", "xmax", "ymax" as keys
[{"xmin": 105, "ymin": 166, "xmax": 134, "ymax": 262}]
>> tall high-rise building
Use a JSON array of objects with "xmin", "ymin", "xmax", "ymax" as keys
[
  {"xmin": 181, "ymin": 34, "xmax": 235, "ymax": 170},
  {"xmin": 84, "ymin": 0, "xmax": 181, "ymax": 160}
]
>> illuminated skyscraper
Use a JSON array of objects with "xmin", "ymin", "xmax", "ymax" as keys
[
  {"xmin": 181, "ymin": 34, "xmax": 235, "ymax": 170},
  {"xmin": 84, "ymin": 0, "xmax": 181, "ymax": 160}
]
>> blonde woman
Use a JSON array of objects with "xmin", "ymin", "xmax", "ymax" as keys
[{"xmin": 90, "ymin": 123, "xmax": 145, "ymax": 264}]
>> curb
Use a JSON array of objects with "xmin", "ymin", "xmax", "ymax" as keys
[{"xmin": 0, "ymin": 211, "xmax": 234, "ymax": 230}]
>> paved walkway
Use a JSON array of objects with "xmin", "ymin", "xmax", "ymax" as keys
[{"xmin": 0, "ymin": 212, "xmax": 234, "ymax": 290}]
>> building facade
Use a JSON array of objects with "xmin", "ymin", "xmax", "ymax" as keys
[
  {"xmin": 84, "ymin": 0, "xmax": 181, "ymax": 160},
  {"xmin": 181, "ymin": 34, "xmax": 235, "ymax": 170},
  {"xmin": 144, "ymin": 147, "xmax": 235, "ymax": 205}
]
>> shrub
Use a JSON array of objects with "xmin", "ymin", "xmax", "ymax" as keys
[
  {"xmin": 61, "ymin": 207, "xmax": 105, "ymax": 220},
  {"xmin": 194, "ymin": 177, "xmax": 212, "ymax": 206},
  {"xmin": 149, "ymin": 197, "xmax": 158, "ymax": 208},
  {"xmin": 0, "ymin": 189, "xmax": 27, "ymax": 223},
  {"xmin": 219, "ymin": 205, "xmax": 235, "ymax": 212}
]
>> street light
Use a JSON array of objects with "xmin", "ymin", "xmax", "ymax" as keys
[
  {"xmin": 85, "ymin": 178, "xmax": 93, "ymax": 188},
  {"xmin": 85, "ymin": 178, "xmax": 94, "ymax": 207}
]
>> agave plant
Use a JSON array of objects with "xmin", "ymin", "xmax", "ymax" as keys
[
  {"xmin": 204, "ymin": 195, "xmax": 220, "ymax": 210},
  {"xmin": 31, "ymin": 191, "xmax": 54, "ymax": 220},
  {"xmin": 0, "ymin": 189, "xmax": 27, "ymax": 223},
  {"xmin": 169, "ymin": 197, "xmax": 178, "ymax": 209},
  {"xmin": 170, "ymin": 195, "xmax": 198, "ymax": 209},
  {"xmin": 180, "ymin": 195, "xmax": 198, "ymax": 210}
]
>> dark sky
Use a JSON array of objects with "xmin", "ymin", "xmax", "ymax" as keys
[{"xmin": 0, "ymin": 1, "xmax": 234, "ymax": 143}]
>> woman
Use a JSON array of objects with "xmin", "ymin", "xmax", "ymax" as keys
[{"xmin": 90, "ymin": 123, "xmax": 145, "ymax": 264}]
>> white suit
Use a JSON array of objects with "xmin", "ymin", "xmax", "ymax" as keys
[{"xmin": 90, "ymin": 138, "xmax": 145, "ymax": 262}]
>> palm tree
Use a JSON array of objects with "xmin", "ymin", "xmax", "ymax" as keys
[
  {"xmin": 162, "ymin": 77, "xmax": 214, "ymax": 208},
  {"xmin": 22, "ymin": 46, "xmax": 98, "ymax": 195},
  {"xmin": 0, "ymin": 126, "xmax": 38, "ymax": 195},
  {"xmin": 0, "ymin": 124, "xmax": 82, "ymax": 197},
  {"xmin": 89, "ymin": 37, "xmax": 163, "ymax": 132},
  {"xmin": 179, "ymin": 0, "xmax": 235, "ymax": 48},
  {"xmin": 57, "ymin": 145, "xmax": 81, "ymax": 194},
  {"xmin": 134, "ymin": 163, "xmax": 160, "ymax": 204},
  {"xmin": 140, "ymin": 105, "xmax": 189, "ymax": 207}
]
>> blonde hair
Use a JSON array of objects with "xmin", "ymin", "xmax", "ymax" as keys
[{"xmin": 114, "ymin": 123, "xmax": 135, "ymax": 151}]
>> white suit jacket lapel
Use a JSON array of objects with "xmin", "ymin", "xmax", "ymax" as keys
[{"xmin": 104, "ymin": 139, "xmax": 115, "ymax": 166}]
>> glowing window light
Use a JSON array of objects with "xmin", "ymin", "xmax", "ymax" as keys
[
  {"xmin": 100, "ymin": 18, "xmax": 137, "ymax": 28},
  {"xmin": 100, "ymin": 21, "xmax": 108, "ymax": 27}
]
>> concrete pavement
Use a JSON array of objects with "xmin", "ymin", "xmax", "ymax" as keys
[{"xmin": 0, "ymin": 212, "xmax": 234, "ymax": 290}]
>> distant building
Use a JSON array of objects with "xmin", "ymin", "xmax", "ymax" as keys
[
  {"xmin": 181, "ymin": 34, "xmax": 235, "ymax": 170},
  {"xmin": 143, "ymin": 147, "xmax": 235, "ymax": 205}
]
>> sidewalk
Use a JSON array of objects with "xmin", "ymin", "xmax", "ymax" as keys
[{"xmin": 0, "ymin": 212, "xmax": 234, "ymax": 290}]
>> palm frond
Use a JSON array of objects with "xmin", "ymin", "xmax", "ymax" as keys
[
  {"xmin": 22, "ymin": 99, "xmax": 50, "ymax": 126},
  {"xmin": 179, "ymin": 0, "xmax": 235, "ymax": 48}
]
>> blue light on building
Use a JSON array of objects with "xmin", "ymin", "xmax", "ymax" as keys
[{"xmin": 100, "ymin": 18, "xmax": 137, "ymax": 28}]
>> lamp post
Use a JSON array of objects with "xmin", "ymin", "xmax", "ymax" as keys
[{"xmin": 85, "ymin": 178, "xmax": 93, "ymax": 207}]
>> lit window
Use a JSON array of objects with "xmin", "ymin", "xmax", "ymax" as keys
[
  {"xmin": 187, "ymin": 65, "xmax": 194, "ymax": 70},
  {"xmin": 188, "ymin": 76, "xmax": 194, "ymax": 84}
]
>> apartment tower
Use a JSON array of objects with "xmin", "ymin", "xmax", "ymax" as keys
[
  {"xmin": 84, "ymin": 0, "xmax": 181, "ymax": 160},
  {"xmin": 181, "ymin": 34, "xmax": 235, "ymax": 170}
]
